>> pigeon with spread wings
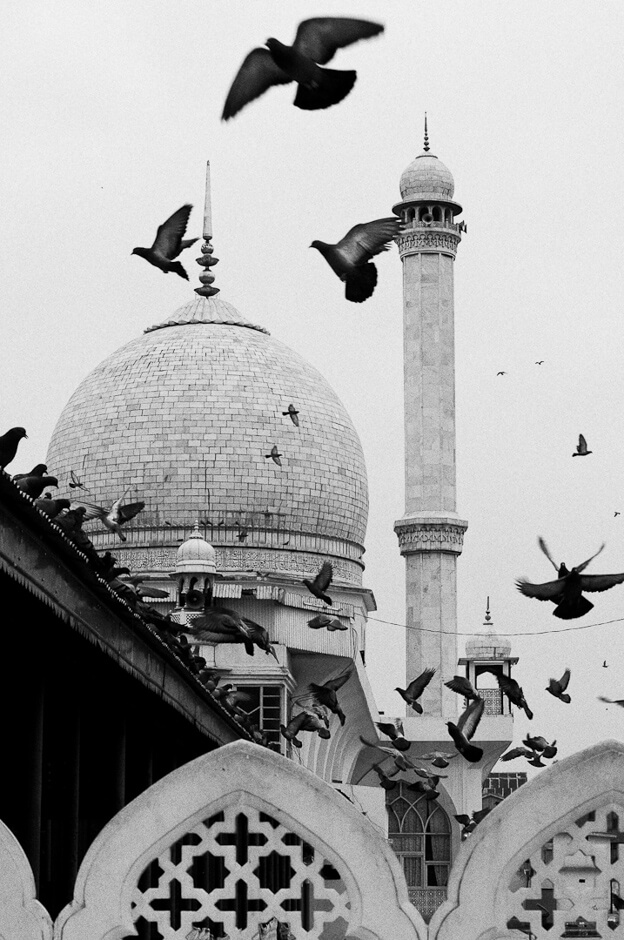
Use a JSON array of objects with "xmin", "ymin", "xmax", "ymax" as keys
[
  {"xmin": 222, "ymin": 17, "xmax": 383, "ymax": 120},
  {"xmin": 132, "ymin": 204, "xmax": 198, "ymax": 280},
  {"xmin": 395, "ymin": 667, "xmax": 436, "ymax": 714},
  {"xmin": 280, "ymin": 709, "xmax": 330, "ymax": 747},
  {"xmin": 446, "ymin": 697, "xmax": 485, "ymax": 763},
  {"xmin": 303, "ymin": 560, "xmax": 333, "ymax": 605},
  {"xmin": 573, "ymin": 433, "xmax": 592, "ymax": 456},
  {"xmin": 497, "ymin": 673, "xmax": 533, "ymax": 720},
  {"xmin": 77, "ymin": 495, "xmax": 145, "ymax": 541},
  {"xmin": 546, "ymin": 668, "xmax": 571, "ymax": 703},
  {"xmin": 311, "ymin": 217, "xmax": 403, "ymax": 303},
  {"xmin": 308, "ymin": 666, "xmax": 353, "ymax": 725},
  {"xmin": 203, "ymin": 606, "xmax": 278, "ymax": 661}
]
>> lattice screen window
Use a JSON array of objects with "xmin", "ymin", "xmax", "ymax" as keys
[
  {"xmin": 506, "ymin": 803, "xmax": 624, "ymax": 938},
  {"xmin": 128, "ymin": 807, "xmax": 351, "ymax": 939},
  {"xmin": 386, "ymin": 782, "xmax": 451, "ymax": 888}
]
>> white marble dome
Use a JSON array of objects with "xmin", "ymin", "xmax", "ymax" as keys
[
  {"xmin": 176, "ymin": 524, "xmax": 216, "ymax": 575},
  {"xmin": 399, "ymin": 153, "xmax": 455, "ymax": 202},
  {"xmin": 46, "ymin": 295, "xmax": 368, "ymax": 581},
  {"xmin": 464, "ymin": 632, "xmax": 512, "ymax": 659}
]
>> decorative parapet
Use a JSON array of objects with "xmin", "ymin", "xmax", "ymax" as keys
[
  {"xmin": 396, "ymin": 227, "xmax": 462, "ymax": 258},
  {"xmin": 394, "ymin": 515, "xmax": 468, "ymax": 556}
]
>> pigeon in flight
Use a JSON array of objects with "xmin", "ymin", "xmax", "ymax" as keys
[
  {"xmin": 34, "ymin": 496, "xmax": 70, "ymax": 519},
  {"xmin": 283, "ymin": 404, "xmax": 300, "ymax": 426},
  {"xmin": 69, "ymin": 469, "xmax": 86, "ymax": 490},
  {"xmin": 376, "ymin": 719, "xmax": 411, "ymax": 752},
  {"xmin": 0, "ymin": 427, "xmax": 27, "ymax": 470},
  {"xmin": 598, "ymin": 696, "xmax": 624, "ymax": 707},
  {"xmin": 536, "ymin": 360, "xmax": 544, "ymax": 365},
  {"xmin": 14, "ymin": 473, "xmax": 58, "ymax": 499},
  {"xmin": 497, "ymin": 371, "xmax": 507, "ymax": 376},
  {"xmin": 446, "ymin": 697, "xmax": 485, "ymax": 763},
  {"xmin": 395, "ymin": 667, "xmax": 437, "ymax": 714},
  {"xmin": 222, "ymin": 17, "xmax": 384, "ymax": 120},
  {"xmin": 308, "ymin": 614, "xmax": 333, "ymax": 630},
  {"xmin": 371, "ymin": 762, "xmax": 397, "ymax": 791},
  {"xmin": 573, "ymin": 433, "xmax": 592, "ymax": 456},
  {"xmin": 444, "ymin": 676, "xmax": 479, "ymax": 700},
  {"xmin": 358, "ymin": 736, "xmax": 418, "ymax": 774},
  {"xmin": 308, "ymin": 666, "xmax": 353, "ymax": 725},
  {"xmin": 615, "ymin": 513, "xmax": 620, "ymax": 518},
  {"xmin": 265, "ymin": 445, "xmax": 282, "ymax": 466},
  {"xmin": 517, "ymin": 538, "xmax": 624, "ymax": 619},
  {"xmin": 497, "ymin": 674, "xmax": 533, "ymax": 720},
  {"xmin": 303, "ymin": 560, "xmax": 333, "ymax": 604},
  {"xmin": 311, "ymin": 217, "xmax": 403, "ymax": 303},
  {"xmin": 546, "ymin": 668, "xmax": 571, "ymax": 703},
  {"xmin": 132, "ymin": 204, "xmax": 198, "ymax": 280},
  {"xmin": 500, "ymin": 746, "xmax": 535, "ymax": 762},
  {"xmin": 77, "ymin": 495, "xmax": 145, "ymax": 541},
  {"xmin": 203, "ymin": 606, "xmax": 278, "ymax": 660},
  {"xmin": 419, "ymin": 751, "xmax": 458, "ymax": 769},
  {"xmin": 280, "ymin": 709, "xmax": 330, "ymax": 747}
]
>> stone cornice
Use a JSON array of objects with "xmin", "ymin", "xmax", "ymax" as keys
[
  {"xmin": 394, "ymin": 516, "xmax": 468, "ymax": 555},
  {"xmin": 396, "ymin": 228, "xmax": 461, "ymax": 258}
]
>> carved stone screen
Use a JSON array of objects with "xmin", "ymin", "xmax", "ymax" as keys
[{"xmin": 127, "ymin": 807, "xmax": 351, "ymax": 939}]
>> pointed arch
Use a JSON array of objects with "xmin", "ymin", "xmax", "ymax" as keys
[{"xmin": 0, "ymin": 818, "xmax": 53, "ymax": 940}]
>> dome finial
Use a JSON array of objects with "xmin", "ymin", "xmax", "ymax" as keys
[
  {"xmin": 484, "ymin": 595, "xmax": 492, "ymax": 624},
  {"xmin": 423, "ymin": 112, "xmax": 430, "ymax": 153},
  {"xmin": 195, "ymin": 160, "xmax": 220, "ymax": 298}
]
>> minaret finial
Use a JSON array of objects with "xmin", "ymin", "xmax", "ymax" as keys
[
  {"xmin": 484, "ymin": 596, "xmax": 492, "ymax": 624},
  {"xmin": 423, "ymin": 113, "xmax": 430, "ymax": 152},
  {"xmin": 195, "ymin": 160, "xmax": 220, "ymax": 298}
]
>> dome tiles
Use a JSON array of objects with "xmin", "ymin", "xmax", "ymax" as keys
[
  {"xmin": 399, "ymin": 153, "xmax": 456, "ymax": 202},
  {"xmin": 464, "ymin": 631, "xmax": 512, "ymax": 660},
  {"xmin": 46, "ymin": 296, "xmax": 368, "ymax": 582}
]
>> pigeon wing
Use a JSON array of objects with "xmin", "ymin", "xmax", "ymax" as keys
[
  {"xmin": 500, "ymin": 747, "xmax": 532, "ymax": 761},
  {"xmin": 405, "ymin": 667, "xmax": 436, "ymax": 698},
  {"xmin": 516, "ymin": 577, "xmax": 565, "ymax": 600},
  {"xmin": 222, "ymin": 48, "xmax": 292, "ymax": 120},
  {"xmin": 578, "ymin": 433, "xmax": 588, "ymax": 452},
  {"xmin": 579, "ymin": 571, "xmax": 624, "ymax": 592},
  {"xmin": 445, "ymin": 676, "xmax": 477, "ymax": 697},
  {"xmin": 74, "ymin": 500, "xmax": 107, "ymax": 522},
  {"xmin": 293, "ymin": 17, "xmax": 384, "ymax": 64},
  {"xmin": 538, "ymin": 537, "xmax": 559, "ymax": 571},
  {"xmin": 556, "ymin": 668, "xmax": 571, "ymax": 691},
  {"xmin": 575, "ymin": 543, "xmax": 605, "ymax": 573},
  {"xmin": 336, "ymin": 218, "xmax": 402, "ymax": 266},
  {"xmin": 116, "ymin": 501, "xmax": 146, "ymax": 524},
  {"xmin": 312, "ymin": 560, "xmax": 333, "ymax": 592},
  {"xmin": 203, "ymin": 607, "xmax": 243, "ymax": 637},
  {"xmin": 152, "ymin": 205, "xmax": 193, "ymax": 258},
  {"xmin": 324, "ymin": 667, "xmax": 354, "ymax": 692},
  {"xmin": 456, "ymin": 697, "xmax": 484, "ymax": 741}
]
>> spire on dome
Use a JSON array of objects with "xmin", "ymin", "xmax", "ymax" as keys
[
  {"xmin": 484, "ymin": 596, "xmax": 492, "ymax": 625},
  {"xmin": 423, "ymin": 112, "xmax": 430, "ymax": 153},
  {"xmin": 195, "ymin": 160, "xmax": 220, "ymax": 298}
]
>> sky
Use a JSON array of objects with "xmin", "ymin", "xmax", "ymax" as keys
[{"xmin": 2, "ymin": 0, "xmax": 624, "ymax": 773}]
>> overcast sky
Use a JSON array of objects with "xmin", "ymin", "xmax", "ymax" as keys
[{"xmin": 3, "ymin": 1, "xmax": 624, "ymax": 771}]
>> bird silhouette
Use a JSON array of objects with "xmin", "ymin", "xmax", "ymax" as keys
[
  {"xmin": 77, "ymin": 495, "xmax": 145, "ymax": 541},
  {"xmin": 13, "ymin": 473, "xmax": 58, "ymax": 499},
  {"xmin": 132, "ymin": 204, "xmax": 198, "ymax": 280},
  {"xmin": 536, "ymin": 360, "xmax": 544, "ymax": 365},
  {"xmin": 0, "ymin": 427, "xmax": 27, "ymax": 470},
  {"xmin": 446, "ymin": 697, "xmax": 485, "ymax": 763},
  {"xmin": 395, "ymin": 667, "xmax": 437, "ymax": 714},
  {"xmin": 419, "ymin": 751, "xmax": 458, "ymax": 769},
  {"xmin": 280, "ymin": 709, "xmax": 330, "ymax": 746},
  {"xmin": 603, "ymin": 660, "xmax": 609, "ymax": 667},
  {"xmin": 546, "ymin": 668, "xmax": 571, "ymax": 703},
  {"xmin": 615, "ymin": 512, "xmax": 620, "ymax": 518},
  {"xmin": 444, "ymin": 675, "xmax": 479, "ymax": 700},
  {"xmin": 500, "ymin": 747, "xmax": 535, "ymax": 762},
  {"xmin": 69, "ymin": 469, "xmax": 86, "ymax": 490},
  {"xmin": 358, "ymin": 736, "xmax": 418, "ymax": 774},
  {"xmin": 308, "ymin": 614, "xmax": 333, "ymax": 630},
  {"xmin": 517, "ymin": 538, "xmax": 624, "ymax": 619},
  {"xmin": 598, "ymin": 696, "xmax": 624, "ymax": 707},
  {"xmin": 371, "ymin": 762, "xmax": 397, "ymax": 791},
  {"xmin": 376, "ymin": 719, "xmax": 411, "ymax": 751},
  {"xmin": 311, "ymin": 217, "xmax": 403, "ymax": 303},
  {"xmin": 283, "ymin": 404, "xmax": 300, "ymax": 426},
  {"xmin": 237, "ymin": 526, "xmax": 249, "ymax": 542},
  {"xmin": 222, "ymin": 17, "xmax": 384, "ymax": 120},
  {"xmin": 303, "ymin": 560, "xmax": 333, "ymax": 604},
  {"xmin": 34, "ymin": 496, "xmax": 70, "ymax": 519},
  {"xmin": 12, "ymin": 463, "xmax": 47, "ymax": 481},
  {"xmin": 497, "ymin": 371, "xmax": 507, "ymax": 376},
  {"xmin": 573, "ymin": 433, "xmax": 592, "ymax": 456},
  {"xmin": 203, "ymin": 606, "xmax": 278, "ymax": 660},
  {"xmin": 308, "ymin": 667, "xmax": 353, "ymax": 725},
  {"xmin": 497, "ymin": 673, "xmax": 533, "ymax": 719},
  {"xmin": 265, "ymin": 444, "xmax": 282, "ymax": 466}
]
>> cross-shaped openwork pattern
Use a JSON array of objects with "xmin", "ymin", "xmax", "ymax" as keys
[
  {"xmin": 506, "ymin": 803, "xmax": 624, "ymax": 937},
  {"xmin": 129, "ymin": 807, "xmax": 351, "ymax": 939}
]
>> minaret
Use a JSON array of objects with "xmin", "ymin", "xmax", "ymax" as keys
[
  {"xmin": 393, "ymin": 118, "xmax": 469, "ymax": 717},
  {"xmin": 195, "ymin": 160, "xmax": 220, "ymax": 298}
]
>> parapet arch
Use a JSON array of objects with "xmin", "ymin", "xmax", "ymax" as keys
[{"xmin": 0, "ymin": 817, "xmax": 53, "ymax": 940}]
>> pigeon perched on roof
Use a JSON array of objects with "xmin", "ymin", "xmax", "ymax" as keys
[
  {"xmin": 395, "ymin": 667, "xmax": 436, "ymax": 714},
  {"xmin": 77, "ymin": 495, "xmax": 145, "ymax": 541},
  {"xmin": 283, "ymin": 404, "xmax": 300, "ymax": 426},
  {"xmin": 446, "ymin": 697, "xmax": 485, "ymax": 763},
  {"xmin": 444, "ymin": 675, "xmax": 479, "ymax": 700},
  {"xmin": 12, "ymin": 463, "xmax": 47, "ymax": 482},
  {"xmin": 131, "ymin": 204, "xmax": 198, "ymax": 280},
  {"xmin": 0, "ymin": 427, "xmax": 27, "ymax": 470},
  {"xmin": 280, "ymin": 709, "xmax": 331, "ymax": 747},
  {"xmin": 517, "ymin": 538, "xmax": 624, "ymax": 619},
  {"xmin": 311, "ymin": 217, "xmax": 403, "ymax": 303},
  {"xmin": 497, "ymin": 673, "xmax": 533, "ymax": 720},
  {"xmin": 573, "ymin": 433, "xmax": 592, "ymax": 456},
  {"xmin": 546, "ymin": 668, "xmax": 571, "ymax": 703},
  {"xmin": 265, "ymin": 445, "xmax": 282, "ymax": 466},
  {"xmin": 34, "ymin": 496, "xmax": 71, "ymax": 519},
  {"xmin": 222, "ymin": 17, "xmax": 384, "ymax": 120},
  {"xmin": 308, "ymin": 667, "xmax": 353, "ymax": 725},
  {"xmin": 14, "ymin": 474, "xmax": 58, "ymax": 499},
  {"xmin": 303, "ymin": 560, "xmax": 333, "ymax": 604}
]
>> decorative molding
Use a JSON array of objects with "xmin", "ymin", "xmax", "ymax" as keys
[
  {"xmin": 394, "ymin": 519, "xmax": 468, "ymax": 555},
  {"xmin": 396, "ymin": 229, "xmax": 461, "ymax": 258}
]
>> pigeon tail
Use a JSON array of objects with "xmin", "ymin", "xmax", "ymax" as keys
[
  {"xmin": 523, "ymin": 704, "xmax": 534, "ymax": 721},
  {"xmin": 553, "ymin": 594, "xmax": 594, "ymax": 619},
  {"xmin": 169, "ymin": 261, "xmax": 189, "ymax": 280},
  {"xmin": 411, "ymin": 701, "xmax": 424, "ymax": 715},
  {"xmin": 345, "ymin": 262, "xmax": 378, "ymax": 303},
  {"xmin": 293, "ymin": 67, "xmax": 357, "ymax": 111}
]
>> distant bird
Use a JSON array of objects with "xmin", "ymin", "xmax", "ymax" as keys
[
  {"xmin": 12, "ymin": 463, "xmax": 47, "ymax": 481},
  {"xmin": 14, "ymin": 474, "xmax": 58, "ymax": 499},
  {"xmin": 546, "ymin": 668, "xmax": 571, "ymax": 703},
  {"xmin": 237, "ymin": 526, "xmax": 249, "ymax": 542},
  {"xmin": 69, "ymin": 469, "xmax": 86, "ymax": 490},
  {"xmin": 203, "ymin": 606, "xmax": 278, "ymax": 660},
  {"xmin": 496, "ymin": 371, "xmax": 507, "ymax": 376},
  {"xmin": 615, "ymin": 513, "xmax": 620, "ymax": 518},
  {"xmin": 303, "ymin": 560, "xmax": 333, "ymax": 604},
  {"xmin": 376, "ymin": 719, "xmax": 411, "ymax": 751},
  {"xmin": 500, "ymin": 747, "xmax": 534, "ymax": 762},
  {"xmin": 497, "ymin": 673, "xmax": 533, "ymax": 720},
  {"xmin": 131, "ymin": 204, "xmax": 198, "ymax": 280},
  {"xmin": 598, "ymin": 696, "xmax": 624, "ymax": 708},
  {"xmin": 34, "ymin": 496, "xmax": 70, "ymax": 519},
  {"xmin": 419, "ymin": 751, "xmax": 459, "ymax": 769},
  {"xmin": 444, "ymin": 675, "xmax": 479, "ymax": 700},
  {"xmin": 78, "ymin": 495, "xmax": 145, "ymax": 541},
  {"xmin": 573, "ymin": 434, "xmax": 592, "ymax": 456},
  {"xmin": 371, "ymin": 762, "xmax": 397, "ymax": 791},
  {"xmin": 603, "ymin": 660, "xmax": 609, "ymax": 667},
  {"xmin": 536, "ymin": 360, "xmax": 544, "ymax": 365},
  {"xmin": 308, "ymin": 667, "xmax": 353, "ymax": 725},
  {"xmin": 395, "ymin": 667, "xmax": 436, "ymax": 714},
  {"xmin": 265, "ymin": 445, "xmax": 282, "ymax": 466},
  {"xmin": 280, "ymin": 709, "xmax": 330, "ymax": 747},
  {"xmin": 517, "ymin": 538, "xmax": 624, "ymax": 619},
  {"xmin": 283, "ymin": 404, "xmax": 300, "ymax": 426},
  {"xmin": 221, "ymin": 17, "xmax": 384, "ymax": 121},
  {"xmin": 0, "ymin": 427, "xmax": 27, "ymax": 470},
  {"xmin": 311, "ymin": 216, "xmax": 402, "ymax": 303},
  {"xmin": 446, "ymin": 697, "xmax": 485, "ymax": 763}
]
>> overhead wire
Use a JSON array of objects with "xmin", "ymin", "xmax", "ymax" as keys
[{"xmin": 367, "ymin": 614, "xmax": 624, "ymax": 637}]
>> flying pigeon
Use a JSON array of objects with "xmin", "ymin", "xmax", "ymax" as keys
[
  {"xmin": 308, "ymin": 667, "xmax": 353, "ymax": 725},
  {"xmin": 419, "ymin": 751, "xmax": 459, "ymax": 769},
  {"xmin": 69, "ymin": 469, "xmax": 86, "ymax": 489},
  {"xmin": 0, "ymin": 427, "xmax": 27, "ymax": 470},
  {"xmin": 77, "ymin": 495, "xmax": 145, "ymax": 541},
  {"xmin": 376, "ymin": 719, "xmax": 411, "ymax": 752},
  {"xmin": 573, "ymin": 433, "xmax": 592, "ymax": 456},
  {"xmin": 536, "ymin": 360, "xmax": 544, "ymax": 365},
  {"xmin": 122, "ymin": 576, "xmax": 170, "ymax": 599},
  {"xmin": 517, "ymin": 538, "xmax": 624, "ymax": 619},
  {"xmin": 311, "ymin": 217, "xmax": 403, "ymax": 303},
  {"xmin": 523, "ymin": 735, "xmax": 550, "ymax": 752},
  {"xmin": 280, "ymin": 709, "xmax": 331, "ymax": 747},
  {"xmin": 444, "ymin": 675, "xmax": 479, "ymax": 700},
  {"xmin": 14, "ymin": 474, "xmax": 58, "ymax": 499},
  {"xmin": 325, "ymin": 617, "xmax": 348, "ymax": 631},
  {"xmin": 497, "ymin": 371, "xmax": 507, "ymax": 376},
  {"xmin": 34, "ymin": 496, "xmax": 70, "ymax": 519},
  {"xmin": 358, "ymin": 736, "xmax": 418, "ymax": 774},
  {"xmin": 203, "ymin": 606, "xmax": 278, "ymax": 660},
  {"xmin": 221, "ymin": 17, "xmax": 384, "ymax": 120},
  {"xmin": 303, "ymin": 560, "xmax": 333, "ymax": 604},
  {"xmin": 598, "ymin": 696, "xmax": 624, "ymax": 707},
  {"xmin": 131, "ymin": 204, "xmax": 198, "ymax": 280},
  {"xmin": 283, "ymin": 404, "xmax": 300, "ymax": 426},
  {"xmin": 237, "ymin": 526, "xmax": 249, "ymax": 542},
  {"xmin": 265, "ymin": 445, "xmax": 282, "ymax": 466},
  {"xmin": 497, "ymin": 673, "xmax": 533, "ymax": 720},
  {"xmin": 308, "ymin": 614, "xmax": 333, "ymax": 630},
  {"xmin": 546, "ymin": 668, "xmax": 571, "ymax": 703},
  {"xmin": 446, "ymin": 697, "xmax": 485, "ymax": 763},
  {"xmin": 500, "ymin": 747, "xmax": 535, "ymax": 762},
  {"xmin": 371, "ymin": 762, "xmax": 397, "ymax": 791},
  {"xmin": 395, "ymin": 667, "xmax": 437, "ymax": 714}
]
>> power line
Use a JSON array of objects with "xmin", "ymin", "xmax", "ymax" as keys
[{"xmin": 367, "ymin": 614, "xmax": 624, "ymax": 637}]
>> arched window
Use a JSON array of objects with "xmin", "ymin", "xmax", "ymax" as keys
[{"xmin": 387, "ymin": 783, "xmax": 451, "ymax": 921}]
